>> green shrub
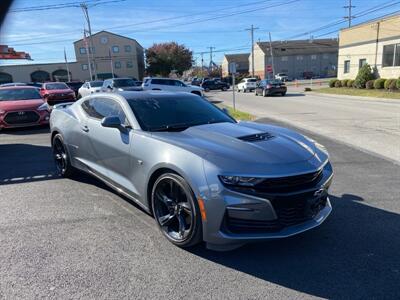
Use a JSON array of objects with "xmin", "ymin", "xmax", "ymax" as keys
[
  {"xmin": 329, "ymin": 79, "xmax": 338, "ymax": 88},
  {"xmin": 389, "ymin": 80, "xmax": 397, "ymax": 91},
  {"xmin": 341, "ymin": 79, "xmax": 349, "ymax": 87},
  {"xmin": 365, "ymin": 80, "xmax": 375, "ymax": 89},
  {"xmin": 334, "ymin": 80, "xmax": 342, "ymax": 88},
  {"xmin": 396, "ymin": 79, "xmax": 400, "ymax": 89},
  {"xmin": 374, "ymin": 78, "xmax": 386, "ymax": 89},
  {"xmin": 347, "ymin": 79, "xmax": 355, "ymax": 88},
  {"xmin": 384, "ymin": 78, "xmax": 396, "ymax": 89},
  {"xmin": 354, "ymin": 64, "xmax": 374, "ymax": 88}
]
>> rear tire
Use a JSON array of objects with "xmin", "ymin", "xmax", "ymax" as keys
[
  {"xmin": 205, "ymin": 87, "xmax": 210, "ymax": 92},
  {"xmin": 52, "ymin": 134, "xmax": 76, "ymax": 178},
  {"xmin": 222, "ymin": 86, "xmax": 227, "ymax": 91},
  {"xmin": 151, "ymin": 173, "xmax": 202, "ymax": 248}
]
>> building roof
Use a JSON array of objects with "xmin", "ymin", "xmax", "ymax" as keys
[
  {"xmin": 340, "ymin": 13, "xmax": 400, "ymax": 33},
  {"xmin": 256, "ymin": 39, "xmax": 338, "ymax": 55},
  {"xmin": 224, "ymin": 53, "xmax": 250, "ymax": 62},
  {"xmin": 73, "ymin": 30, "xmax": 143, "ymax": 49}
]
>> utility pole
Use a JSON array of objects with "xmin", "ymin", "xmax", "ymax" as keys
[
  {"xmin": 200, "ymin": 52, "xmax": 205, "ymax": 76},
  {"xmin": 269, "ymin": 32, "xmax": 275, "ymax": 79},
  {"xmin": 344, "ymin": 0, "xmax": 355, "ymax": 28},
  {"xmin": 208, "ymin": 47, "xmax": 215, "ymax": 73},
  {"xmin": 245, "ymin": 24, "xmax": 259, "ymax": 77},
  {"xmin": 83, "ymin": 29, "xmax": 93, "ymax": 80},
  {"xmin": 81, "ymin": 2, "xmax": 97, "ymax": 80}
]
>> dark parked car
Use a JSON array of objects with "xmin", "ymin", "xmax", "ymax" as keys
[
  {"xmin": 255, "ymin": 79, "xmax": 287, "ymax": 97},
  {"xmin": 201, "ymin": 80, "xmax": 230, "ymax": 92},
  {"xmin": 191, "ymin": 79, "xmax": 201, "ymax": 86},
  {"xmin": 66, "ymin": 81, "xmax": 84, "ymax": 97},
  {"xmin": 101, "ymin": 78, "xmax": 142, "ymax": 92}
]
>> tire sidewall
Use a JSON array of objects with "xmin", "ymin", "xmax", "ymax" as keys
[
  {"xmin": 52, "ymin": 133, "xmax": 74, "ymax": 177},
  {"xmin": 151, "ymin": 173, "xmax": 202, "ymax": 247}
]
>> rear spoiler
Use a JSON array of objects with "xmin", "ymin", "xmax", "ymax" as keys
[{"xmin": 52, "ymin": 102, "xmax": 75, "ymax": 110}]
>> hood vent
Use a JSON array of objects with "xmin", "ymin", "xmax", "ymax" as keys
[{"xmin": 237, "ymin": 132, "xmax": 275, "ymax": 142}]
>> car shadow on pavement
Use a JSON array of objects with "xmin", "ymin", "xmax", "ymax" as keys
[
  {"xmin": 0, "ymin": 143, "xmax": 60, "ymax": 185},
  {"xmin": 190, "ymin": 193, "xmax": 400, "ymax": 299}
]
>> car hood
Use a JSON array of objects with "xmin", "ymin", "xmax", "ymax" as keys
[
  {"xmin": 46, "ymin": 89, "xmax": 73, "ymax": 94},
  {"xmin": 0, "ymin": 99, "xmax": 44, "ymax": 111},
  {"xmin": 150, "ymin": 122, "xmax": 325, "ymax": 173}
]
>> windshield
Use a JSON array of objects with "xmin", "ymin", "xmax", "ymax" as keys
[
  {"xmin": 127, "ymin": 95, "xmax": 235, "ymax": 131},
  {"xmin": 90, "ymin": 81, "xmax": 103, "ymax": 87},
  {"xmin": 45, "ymin": 83, "xmax": 69, "ymax": 90},
  {"xmin": 0, "ymin": 88, "xmax": 42, "ymax": 101},
  {"xmin": 114, "ymin": 79, "xmax": 136, "ymax": 87},
  {"xmin": 247, "ymin": 79, "xmax": 257, "ymax": 82}
]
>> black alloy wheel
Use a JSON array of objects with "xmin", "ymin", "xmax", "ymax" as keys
[
  {"xmin": 52, "ymin": 134, "xmax": 75, "ymax": 177},
  {"xmin": 152, "ymin": 173, "xmax": 202, "ymax": 247}
]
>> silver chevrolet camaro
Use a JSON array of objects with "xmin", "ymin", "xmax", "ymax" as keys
[{"xmin": 50, "ymin": 91, "xmax": 333, "ymax": 251}]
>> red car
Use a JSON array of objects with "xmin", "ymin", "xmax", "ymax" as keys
[
  {"xmin": 0, "ymin": 86, "xmax": 50, "ymax": 129},
  {"xmin": 40, "ymin": 82, "xmax": 76, "ymax": 104}
]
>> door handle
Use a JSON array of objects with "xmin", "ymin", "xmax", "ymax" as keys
[{"xmin": 81, "ymin": 125, "xmax": 89, "ymax": 132}]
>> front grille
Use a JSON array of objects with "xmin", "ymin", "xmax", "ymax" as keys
[
  {"xmin": 4, "ymin": 111, "xmax": 40, "ymax": 125},
  {"xmin": 225, "ymin": 194, "xmax": 327, "ymax": 234}
]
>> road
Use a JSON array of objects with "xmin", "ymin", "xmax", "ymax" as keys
[
  {"xmin": 1, "ymin": 123, "xmax": 399, "ymax": 299},
  {"xmin": 207, "ymin": 89, "xmax": 400, "ymax": 163}
]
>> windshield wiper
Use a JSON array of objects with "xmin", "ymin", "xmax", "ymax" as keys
[{"xmin": 151, "ymin": 124, "xmax": 191, "ymax": 132}]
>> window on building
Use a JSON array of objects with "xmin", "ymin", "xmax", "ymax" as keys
[
  {"xmin": 323, "ymin": 54, "xmax": 329, "ymax": 59},
  {"xmin": 311, "ymin": 54, "xmax": 317, "ymax": 60},
  {"xmin": 112, "ymin": 46, "xmax": 119, "ymax": 53},
  {"xmin": 126, "ymin": 61, "xmax": 133, "ymax": 68},
  {"xmin": 344, "ymin": 60, "xmax": 350, "ymax": 73},
  {"xmin": 359, "ymin": 59, "xmax": 367, "ymax": 69},
  {"xmin": 281, "ymin": 56, "xmax": 288, "ymax": 62},
  {"xmin": 79, "ymin": 47, "xmax": 86, "ymax": 54},
  {"xmin": 82, "ymin": 64, "xmax": 88, "ymax": 70},
  {"xmin": 382, "ymin": 43, "xmax": 400, "ymax": 67},
  {"xmin": 115, "ymin": 61, "xmax": 121, "ymax": 69},
  {"xmin": 124, "ymin": 45, "xmax": 132, "ymax": 52},
  {"xmin": 296, "ymin": 55, "xmax": 303, "ymax": 60}
]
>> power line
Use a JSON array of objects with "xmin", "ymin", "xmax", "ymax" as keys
[{"xmin": 285, "ymin": 0, "xmax": 400, "ymax": 40}]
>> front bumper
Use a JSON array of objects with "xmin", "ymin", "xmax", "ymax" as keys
[{"xmin": 202, "ymin": 161, "xmax": 333, "ymax": 248}]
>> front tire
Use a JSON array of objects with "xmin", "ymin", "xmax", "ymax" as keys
[
  {"xmin": 151, "ymin": 173, "xmax": 202, "ymax": 248},
  {"xmin": 52, "ymin": 134, "xmax": 76, "ymax": 178}
]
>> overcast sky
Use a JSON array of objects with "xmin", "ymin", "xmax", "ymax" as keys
[{"xmin": 0, "ymin": 0, "xmax": 398, "ymax": 66}]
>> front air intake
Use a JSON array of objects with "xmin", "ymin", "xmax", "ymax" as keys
[{"xmin": 237, "ymin": 132, "xmax": 275, "ymax": 142}]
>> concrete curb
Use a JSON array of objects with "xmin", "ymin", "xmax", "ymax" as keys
[{"xmin": 309, "ymin": 91, "xmax": 400, "ymax": 103}]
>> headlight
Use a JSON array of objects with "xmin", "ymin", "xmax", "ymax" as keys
[
  {"xmin": 37, "ymin": 103, "xmax": 50, "ymax": 111},
  {"xmin": 219, "ymin": 175, "xmax": 264, "ymax": 187}
]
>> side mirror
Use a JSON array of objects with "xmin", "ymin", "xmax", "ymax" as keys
[
  {"xmin": 40, "ymin": 88, "xmax": 44, "ymax": 91},
  {"xmin": 101, "ymin": 116, "xmax": 123, "ymax": 130},
  {"xmin": 107, "ymin": 85, "xmax": 112, "ymax": 90}
]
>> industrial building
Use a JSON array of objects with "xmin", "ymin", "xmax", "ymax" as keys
[
  {"xmin": 250, "ymin": 39, "xmax": 338, "ymax": 79},
  {"xmin": 338, "ymin": 14, "xmax": 400, "ymax": 79}
]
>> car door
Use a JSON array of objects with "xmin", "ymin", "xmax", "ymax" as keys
[
  {"xmin": 84, "ymin": 97, "xmax": 135, "ymax": 192},
  {"xmin": 80, "ymin": 83, "xmax": 88, "ymax": 97}
]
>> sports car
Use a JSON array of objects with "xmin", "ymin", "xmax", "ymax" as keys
[{"xmin": 50, "ymin": 91, "xmax": 333, "ymax": 250}]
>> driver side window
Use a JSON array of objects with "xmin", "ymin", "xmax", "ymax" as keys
[{"xmin": 82, "ymin": 98, "xmax": 128, "ymax": 125}]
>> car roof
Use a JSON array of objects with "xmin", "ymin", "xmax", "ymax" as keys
[{"xmin": 118, "ymin": 90, "xmax": 199, "ymax": 100}]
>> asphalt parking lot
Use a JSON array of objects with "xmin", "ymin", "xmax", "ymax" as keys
[{"xmin": 1, "ymin": 118, "xmax": 399, "ymax": 299}]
